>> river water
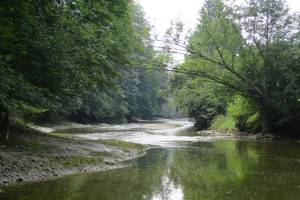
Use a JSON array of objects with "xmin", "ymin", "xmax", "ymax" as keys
[{"xmin": 1, "ymin": 119, "xmax": 300, "ymax": 200}]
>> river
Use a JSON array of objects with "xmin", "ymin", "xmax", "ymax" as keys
[{"xmin": 1, "ymin": 119, "xmax": 300, "ymax": 200}]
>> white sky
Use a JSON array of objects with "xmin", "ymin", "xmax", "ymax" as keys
[{"xmin": 138, "ymin": 0, "xmax": 300, "ymax": 37}]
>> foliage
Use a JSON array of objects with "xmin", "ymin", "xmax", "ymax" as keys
[
  {"xmin": 171, "ymin": 69, "xmax": 227, "ymax": 130},
  {"xmin": 227, "ymin": 96, "xmax": 262, "ymax": 132},
  {"xmin": 210, "ymin": 115, "xmax": 237, "ymax": 132},
  {"xmin": 171, "ymin": 0, "xmax": 300, "ymax": 135},
  {"xmin": 0, "ymin": 0, "xmax": 170, "ymax": 138}
]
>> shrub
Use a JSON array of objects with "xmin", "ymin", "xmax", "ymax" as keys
[
  {"xmin": 227, "ymin": 96, "xmax": 262, "ymax": 133},
  {"xmin": 210, "ymin": 115, "xmax": 237, "ymax": 132}
]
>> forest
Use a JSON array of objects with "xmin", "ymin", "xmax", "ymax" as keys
[
  {"xmin": 0, "ymin": 0, "xmax": 300, "ymax": 139},
  {"xmin": 0, "ymin": 0, "xmax": 176, "ymax": 139}
]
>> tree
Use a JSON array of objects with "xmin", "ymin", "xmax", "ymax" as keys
[{"xmin": 170, "ymin": 0, "xmax": 300, "ymax": 134}]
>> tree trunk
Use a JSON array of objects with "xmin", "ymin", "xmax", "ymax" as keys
[
  {"xmin": 261, "ymin": 101, "xmax": 277, "ymax": 134},
  {"xmin": 0, "ymin": 109, "xmax": 10, "ymax": 144}
]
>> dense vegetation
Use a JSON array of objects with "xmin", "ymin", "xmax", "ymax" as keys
[
  {"xmin": 171, "ymin": 0, "xmax": 300, "ymax": 136},
  {"xmin": 1, "ymin": 0, "xmax": 299, "ymax": 140},
  {"xmin": 0, "ymin": 0, "xmax": 172, "ymax": 141}
]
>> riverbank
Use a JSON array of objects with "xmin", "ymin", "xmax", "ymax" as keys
[
  {"xmin": 2, "ymin": 119, "xmax": 296, "ymax": 188},
  {"xmin": 0, "ymin": 124, "xmax": 147, "ymax": 188},
  {"xmin": 197, "ymin": 129, "xmax": 300, "ymax": 142}
]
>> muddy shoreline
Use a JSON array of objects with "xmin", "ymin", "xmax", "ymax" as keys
[{"xmin": 0, "ymin": 125, "xmax": 147, "ymax": 188}]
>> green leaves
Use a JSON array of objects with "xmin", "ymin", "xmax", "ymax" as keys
[
  {"xmin": 0, "ymin": 0, "xmax": 169, "ymax": 124},
  {"xmin": 173, "ymin": 0, "xmax": 300, "ymax": 134}
]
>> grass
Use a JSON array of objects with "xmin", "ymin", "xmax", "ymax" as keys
[
  {"xmin": 22, "ymin": 140, "xmax": 53, "ymax": 150},
  {"xmin": 51, "ymin": 156, "xmax": 103, "ymax": 167},
  {"xmin": 47, "ymin": 132, "xmax": 75, "ymax": 140},
  {"xmin": 100, "ymin": 139, "xmax": 144, "ymax": 150},
  {"xmin": 210, "ymin": 115, "xmax": 237, "ymax": 132},
  {"xmin": 90, "ymin": 151, "xmax": 114, "ymax": 157},
  {"xmin": 48, "ymin": 132, "xmax": 74, "ymax": 139},
  {"xmin": 6, "ymin": 138, "xmax": 54, "ymax": 151},
  {"xmin": 174, "ymin": 124, "xmax": 182, "ymax": 128}
]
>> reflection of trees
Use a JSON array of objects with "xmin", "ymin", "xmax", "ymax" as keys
[
  {"xmin": 168, "ymin": 140, "xmax": 257, "ymax": 199},
  {"xmin": 67, "ymin": 149, "xmax": 172, "ymax": 200},
  {"xmin": 169, "ymin": 140, "xmax": 300, "ymax": 200},
  {"xmin": 2, "ymin": 141, "xmax": 300, "ymax": 200}
]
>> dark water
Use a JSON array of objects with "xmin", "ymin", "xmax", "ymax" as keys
[{"xmin": 1, "ymin": 139, "xmax": 300, "ymax": 200}]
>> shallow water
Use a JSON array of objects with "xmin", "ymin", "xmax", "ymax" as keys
[
  {"xmin": 71, "ymin": 119, "xmax": 226, "ymax": 147},
  {"xmin": 2, "ymin": 120, "xmax": 300, "ymax": 200}
]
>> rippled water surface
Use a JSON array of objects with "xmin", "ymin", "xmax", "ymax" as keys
[
  {"xmin": 1, "ymin": 120, "xmax": 300, "ymax": 200},
  {"xmin": 72, "ymin": 119, "xmax": 226, "ymax": 147}
]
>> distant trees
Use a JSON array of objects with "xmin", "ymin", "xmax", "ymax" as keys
[
  {"xmin": 0, "ymin": 0, "xmax": 169, "ymax": 139},
  {"xmin": 171, "ymin": 0, "xmax": 300, "ymax": 134}
]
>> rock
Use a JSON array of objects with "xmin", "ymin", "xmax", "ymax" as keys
[
  {"xmin": 16, "ymin": 178, "xmax": 23, "ymax": 183},
  {"xmin": 105, "ymin": 161, "xmax": 116, "ymax": 165}
]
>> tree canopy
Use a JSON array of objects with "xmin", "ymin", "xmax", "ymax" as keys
[
  {"xmin": 0, "ymin": 0, "xmax": 171, "ymax": 139},
  {"xmin": 170, "ymin": 0, "xmax": 300, "ymax": 135}
]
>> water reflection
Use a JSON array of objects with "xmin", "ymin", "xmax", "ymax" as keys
[
  {"xmin": 1, "ymin": 140, "xmax": 300, "ymax": 200},
  {"xmin": 151, "ymin": 175, "xmax": 183, "ymax": 200}
]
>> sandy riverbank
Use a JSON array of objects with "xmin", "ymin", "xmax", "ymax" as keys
[{"xmin": 0, "ymin": 125, "xmax": 147, "ymax": 188}]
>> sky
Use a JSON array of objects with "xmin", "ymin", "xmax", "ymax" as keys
[{"xmin": 138, "ymin": 0, "xmax": 300, "ymax": 38}]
